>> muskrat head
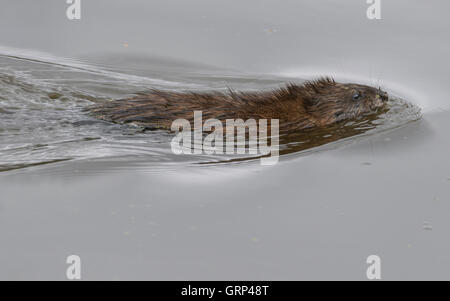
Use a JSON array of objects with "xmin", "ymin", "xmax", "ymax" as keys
[{"xmin": 300, "ymin": 78, "xmax": 389, "ymax": 126}]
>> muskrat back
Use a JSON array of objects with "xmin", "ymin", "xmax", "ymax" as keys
[{"xmin": 88, "ymin": 77, "xmax": 389, "ymax": 134}]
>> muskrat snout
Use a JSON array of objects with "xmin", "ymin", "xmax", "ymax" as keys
[{"xmin": 376, "ymin": 90, "xmax": 389, "ymax": 102}]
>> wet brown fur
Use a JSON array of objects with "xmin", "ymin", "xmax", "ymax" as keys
[{"xmin": 88, "ymin": 77, "xmax": 388, "ymax": 134}]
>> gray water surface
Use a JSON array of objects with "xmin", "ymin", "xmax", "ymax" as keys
[{"xmin": 0, "ymin": 0, "xmax": 449, "ymax": 280}]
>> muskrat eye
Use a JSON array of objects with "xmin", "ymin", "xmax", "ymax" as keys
[{"xmin": 352, "ymin": 92, "xmax": 361, "ymax": 100}]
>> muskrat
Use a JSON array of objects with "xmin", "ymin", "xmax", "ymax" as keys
[{"xmin": 88, "ymin": 77, "xmax": 388, "ymax": 134}]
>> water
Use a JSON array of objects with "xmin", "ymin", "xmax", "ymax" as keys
[
  {"xmin": 0, "ymin": 53, "xmax": 198, "ymax": 172},
  {"xmin": 0, "ymin": 51, "xmax": 421, "ymax": 172},
  {"xmin": 0, "ymin": 0, "xmax": 449, "ymax": 280}
]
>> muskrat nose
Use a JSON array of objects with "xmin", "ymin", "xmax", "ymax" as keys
[{"xmin": 376, "ymin": 91, "xmax": 388, "ymax": 102}]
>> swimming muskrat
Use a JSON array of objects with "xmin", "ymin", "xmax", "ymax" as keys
[{"xmin": 88, "ymin": 77, "xmax": 389, "ymax": 134}]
